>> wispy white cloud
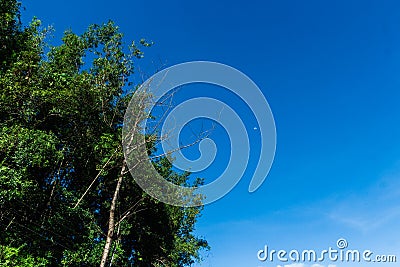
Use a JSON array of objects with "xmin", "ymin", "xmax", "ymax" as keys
[
  {"xmin": 277, "ymin": 264, "xmax": 305, "ymax": 267},
  {"xmin": 275, "ymin": 264, "xmax": 336, "ymax": 267},
  {"xmin": 326, "ymin": 169, "xmax": 400, "ymax": 232}
]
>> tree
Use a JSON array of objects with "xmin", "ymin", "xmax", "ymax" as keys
[{"xmin": 0, "ymin": 1, "xmax": 209, "ymax": 266}]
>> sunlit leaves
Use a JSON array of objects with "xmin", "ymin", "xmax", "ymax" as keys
[{"xmin": 0, "ymin": 1, "xmax": 207, "ymax": 266}]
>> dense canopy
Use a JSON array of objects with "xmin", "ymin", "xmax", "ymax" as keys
[{"xmin": 0, "ymin": 1, "xmax": 208, "ymax": 266}]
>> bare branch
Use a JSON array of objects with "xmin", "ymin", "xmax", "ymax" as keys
[{"xmin": 73, "ymin": 147, "xmax": 119, "ymax": 209}]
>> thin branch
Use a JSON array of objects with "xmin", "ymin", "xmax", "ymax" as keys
[
  {"xmin": 73, "ymin": 147, "xmax": 119, "ymax": 209},
  {"xmin": 115, "ymin": 196, "xmax": 146, "ymax": 227}
]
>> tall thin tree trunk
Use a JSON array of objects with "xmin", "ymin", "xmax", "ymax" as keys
[{"xmin": 100, "ymin": 161, "xmax": 126, "ymax": 267}]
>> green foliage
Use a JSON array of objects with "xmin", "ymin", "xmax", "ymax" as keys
[
  {"xmin": 0, "ymin": 245, "xmax": 48, "ymax": 267},
  {"xmin": 0, "ymin": 0, "xmax": 22, "ymax": 69},
  {"xmin": 0, "ymin": 1, "xmax": 208, "ymax": 266}
]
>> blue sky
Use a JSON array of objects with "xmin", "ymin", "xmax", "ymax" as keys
[{"xmin": 23, "ymin": 0, "xmax": 400, "ymax": 266}]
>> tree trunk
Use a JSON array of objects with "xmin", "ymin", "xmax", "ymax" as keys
[{"xmin": 100, "ymin": 161, "xmax": 126, "ymax": 267}]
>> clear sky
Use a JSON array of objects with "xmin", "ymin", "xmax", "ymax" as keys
[{"xmin": 23, "ymin": 1, "xmax": 400, "ymax": 266}]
